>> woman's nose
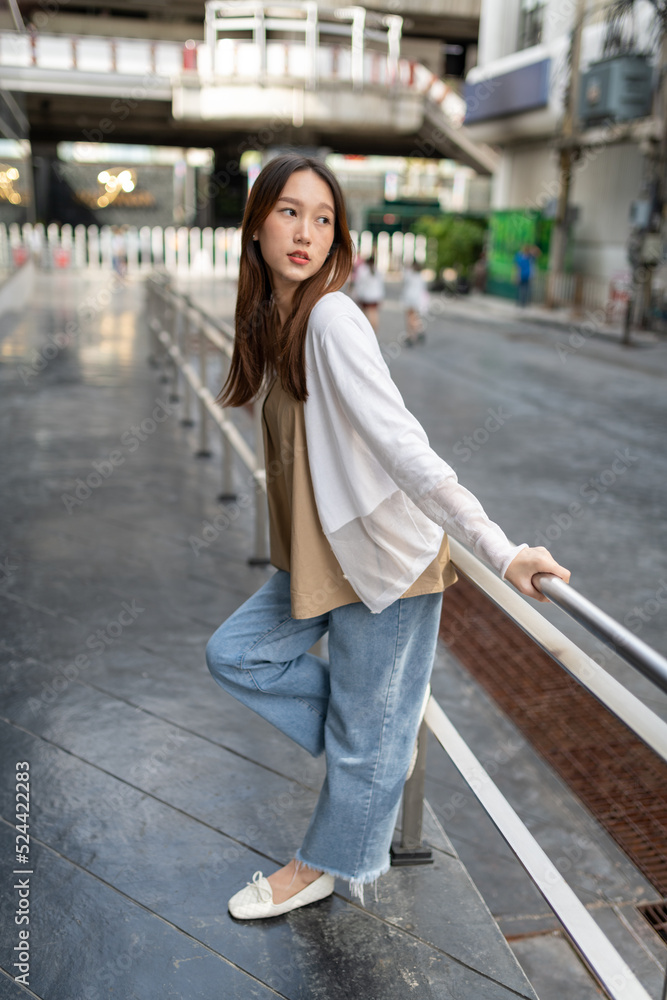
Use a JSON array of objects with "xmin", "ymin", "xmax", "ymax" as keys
[{"xmin": 295, "ymin": 219, "xmax": 312, "ymax": 244}]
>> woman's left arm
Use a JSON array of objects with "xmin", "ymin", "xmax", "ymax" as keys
[{"xmin": 315, "ymin": 316, "xmax": 570, "ymax": 600}]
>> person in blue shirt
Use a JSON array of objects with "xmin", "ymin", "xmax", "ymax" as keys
[{"xmin": 514, "ymin": 244, "xmax": 535, "ymax": 307}]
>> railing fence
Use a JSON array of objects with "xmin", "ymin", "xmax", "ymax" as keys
[
  {"xmin": 146, "ymin": 272, "xmax": 270, "ymax": 564},
  {"xmin": 2, "ymin": 221, "xmax": 620, "ymax": 313},
  {"xmin": 531, "ymin": 269, "xmax": 613, "ymax": 314},
  {"xmin": 0, "ymin": 221, "xmax": 427, "ymax": 278},
  {"xmin": 0, "ymin": 18, "xmax": 466, "ymax": 123}
]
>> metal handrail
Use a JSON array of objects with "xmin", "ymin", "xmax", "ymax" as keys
[
  {"xmin": 535, "ymin": 571, "xmax": 667, "ymax": 695},
  {"xmin": 399, "ymin": 540, "xmax": 667, "ymax": 1000},
  {"xmin": 448, "ymin": 540, "xmax": 667, "ymax": 763},
  {"xmin": 146, "ymin": 272, "xmax": 269, "ymax": 564},
  {"xmin": 144, "ymin": 273, "xmax": 666, "ymax": 999},
  {"xmin": 423, "ymin": 697, "xmax": 653, "ymax": 1000}
]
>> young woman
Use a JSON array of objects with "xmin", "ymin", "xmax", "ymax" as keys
[
  {"xmin": 401, "ymin": 260, "xmax": 429, "ymax": 346},
  {"xmin": 205, "ymin": 154, "xmax": 570, "ymax": 920},
  {"xmin": 351, "ymin": 252, "xmax": 385, "ymax": 334}
]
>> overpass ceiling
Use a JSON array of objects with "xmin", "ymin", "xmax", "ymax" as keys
[
  {"xmin": 25, "ymin": 92, "xmax": 478, "ymax": 167},
  {"xmin": 16, "ymin": 1, "xmax": 479, "ymax": 40},
  {"xmin": 17, "ymin": 0, "xmax": 207, "ymax": 23}
]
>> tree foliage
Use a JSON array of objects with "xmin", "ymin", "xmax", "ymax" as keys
[
  {"xmin": 414, "ymin": 215, "xmax": 486, "ymax": 276},
  {"xmin": 603, "ymin": 0, "xmax": 667, "ymax": 58}
]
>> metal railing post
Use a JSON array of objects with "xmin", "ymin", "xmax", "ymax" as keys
[
  {"xmin": 217, "ymin": 348, "xmax": 236, "ymax": 502},
  {"xmin": 391, "ymin": 719, "xmax": 433, "ymax": 866},
  {"xmin": 195, "ymin": 315, "xmax": 212, "ymax": 458},
  {"xmin": 180, "ymin": 308, "xmax": 195, "ymax": 427},
  {"xmin": 249, "ymin": 475, "xmax": 270, "ymax": 566},
  {"xmin": 248, "ymin": 392, "xmax": 270, "ymax": 565},
  {"xmin": 158, "ymin": 291, "xmax": 172, "ymax": 384},
  {"xmin": 169, "ymin": 296, "xmax": 181, "ymax": 403},
  {"xmin": 146, "ymin": 279, "xmax": 161, "ymax": 368}
]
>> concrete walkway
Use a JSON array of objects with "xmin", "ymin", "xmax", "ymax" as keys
[
  {"xmin": 0, "ymin": 269, "xmax": 540, "ymax": 1000},
  {"xmin": 1, "ymin": 268, "xmax": 665, "ymax": 1000}
]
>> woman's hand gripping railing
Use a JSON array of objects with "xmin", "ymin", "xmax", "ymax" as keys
[{"xmin": 533, "ymin": 571, "xmax": 667, "ymax": 697}]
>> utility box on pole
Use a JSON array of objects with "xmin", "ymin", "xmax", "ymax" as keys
[{"xmin": 579, "ymin": 55, "xmax": 653, "ymax": 126}]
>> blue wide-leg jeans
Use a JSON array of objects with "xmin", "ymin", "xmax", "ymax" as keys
[{"xmin": 205, "ymin": 570, "xmax": 442, "ymax": 901}]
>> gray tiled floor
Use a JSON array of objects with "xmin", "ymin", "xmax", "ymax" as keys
[
  {"xmin": 3, "ymin": 268, "xmax": 666, "ymax": 1000},
  {"xmin": 1, "ymin": 271, "xmax": 538, "ymax": 1000},
  {"xmin": 182, "ymin": 272, "xmax": 667, "ymax": 999}
]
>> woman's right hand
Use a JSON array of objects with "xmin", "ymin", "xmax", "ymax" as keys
[{"xmin": 504, "ymin": 546, "xmax": 571, "ymax": 603}]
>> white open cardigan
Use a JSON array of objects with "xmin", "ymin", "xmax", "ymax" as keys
[{"xmin": 302, "ymin": 290, "xmax": 527, "ymax": 614}]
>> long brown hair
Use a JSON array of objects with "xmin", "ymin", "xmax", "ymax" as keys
[{"xmin": 217, "ymin": 154, "xmax": 354, "ymax": 406}]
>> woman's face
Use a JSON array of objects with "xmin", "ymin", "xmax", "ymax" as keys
[{"xmin": 255, "ymin": 169, "xmax": 335, "ymax": 295}]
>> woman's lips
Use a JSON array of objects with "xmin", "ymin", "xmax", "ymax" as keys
[{"xmin": 287, "ymin": 252, "xmax": 310, "ymax": 265}]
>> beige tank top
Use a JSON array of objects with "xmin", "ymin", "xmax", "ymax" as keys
[{"xmin": 262, "ymin": 376, "xmax": 457, "ymax": 619}]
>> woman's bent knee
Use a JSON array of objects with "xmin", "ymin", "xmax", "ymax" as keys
[{"xmin": 205, "ymin": 631, "xmax": 236, "ymax": 683}]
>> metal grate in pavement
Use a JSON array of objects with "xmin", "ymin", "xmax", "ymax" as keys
[
  {"xmin": 439, "ymin": 576, "xmax": 667, "ymax": 898},
  {"xmin": 638, "ymin": 901, "xmax": 667, "ymax": 945}
]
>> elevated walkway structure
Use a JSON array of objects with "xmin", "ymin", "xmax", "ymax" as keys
[{"xmin": 0, "ymin": 1, "xmax": 498, "ymax": 170}]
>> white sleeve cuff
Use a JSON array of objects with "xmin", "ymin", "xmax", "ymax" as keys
[{"xmin": 499, "ymin": 542, "xmax": 529, "ymax": 580}]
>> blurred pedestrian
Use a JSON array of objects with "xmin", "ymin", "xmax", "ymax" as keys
[
  {"xmin": 352, "ymin": 253, "xmax": 384, "ymax": 335},
  {"xmin": 401, "ymin": 261, "xmax": 429, "ymax": 345},
  {"xmin": 204, "ymin": 154, "xmax": 570, "ymax": 922},
  {"xmin": 514, "ymin": 244, "xmax": 535, "ymax": 307},
  {"xmin": 28, "ymin": 226, "xmax": 43, "ymax": 267},
  {"xmin": 472, "ymin": 248, "xmax": 487, "ymax": 293},
  {"xmin": 111, "ymin": 226, "xmax": 127, "ymax": 277}
]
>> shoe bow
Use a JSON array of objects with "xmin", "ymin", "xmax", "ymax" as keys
[{"xmin": 248, "ymin": 871, "xmax": 273, "ymax": 903}]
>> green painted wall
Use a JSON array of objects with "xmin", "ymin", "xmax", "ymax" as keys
[{"xmin": 486, "ymin": 210, "xmax": 553, "ymax": 299}]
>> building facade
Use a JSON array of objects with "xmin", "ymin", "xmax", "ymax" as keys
[
  {"xmin": 464, "ymin": 0, "xmax": 661, "ymax": 288},
  {"xmin": 0, "ymin": 0, "xmax": 489, "ymax": 229}
]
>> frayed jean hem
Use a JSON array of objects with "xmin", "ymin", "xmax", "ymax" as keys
[{"xmin": 294, "ymin": 851, "xmax": 391, "ymax": 907}]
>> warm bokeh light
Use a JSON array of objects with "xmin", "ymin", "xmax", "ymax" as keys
[
  {"xmin": 0, "ymin": 163, "xmax": 22, "ymax": 204},
  {"xmin": 95, "ymin": 167, "xmax": 137, "ymax": 206}
]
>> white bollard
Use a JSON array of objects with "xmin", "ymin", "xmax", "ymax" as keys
[
  {"xmin": 359, "ymin": 229, "xmax": 374, "ymax": 260},
  {"xmin": 164, "ymin": 226, "xmax": 176, "ymax": 273},
  {"xmin": 376, "ymin": 231, "xmax": 390, "ymax": 274},
  {"xmin": 214, "ymin": 227, "xmax": 226, "ymax": 276},
  {"xmin": 177, "ymin": 226, "xmax": 190, "ymax": 276},
  {"xmin": 151, "ymin": 225, "xmax": 165, "ymax": 269},
  {"xmin": 73, "ymin": 225, "xmax": 87, "ymax": 269}
]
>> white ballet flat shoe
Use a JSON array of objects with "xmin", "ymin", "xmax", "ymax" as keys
[
  {"xmin": 228, "ymin": 870, "xmax": 335, "ymax": 920},
  {"xmin": 406, "ymin": 683, "xmax": 431, "ymax": 781}
]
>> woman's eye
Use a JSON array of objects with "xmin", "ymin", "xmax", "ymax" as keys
[{"xmin": 318, "ymin": 216, "xmax": 331, "ymax": 225}]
